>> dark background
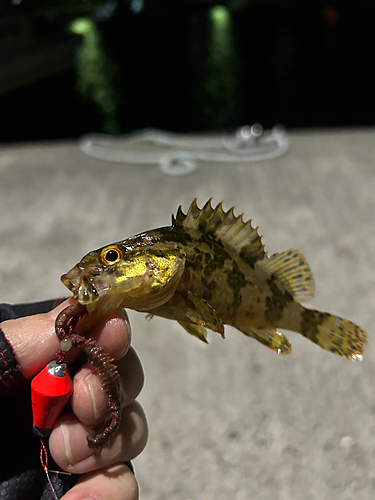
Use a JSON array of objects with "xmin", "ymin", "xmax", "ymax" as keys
[{"xmin": 0, "ymin": 0, "xmax": 374, "ymax": 143}]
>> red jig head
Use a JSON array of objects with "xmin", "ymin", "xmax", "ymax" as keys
[{"xmin": 31, "ymin": 361, "xmax": 73, "ymax": 438}]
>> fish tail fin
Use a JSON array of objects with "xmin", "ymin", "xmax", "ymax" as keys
[{"xmin": 299, "ymin": 308, "xmax": 368, "ymax": 360}]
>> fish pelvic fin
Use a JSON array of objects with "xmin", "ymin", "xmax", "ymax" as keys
[
  {"xmin": 172, "ymin": 199, "xmax": 266, "ymax": 267},
  {"xmin": 241, "ymin": 327, "xmax": 292, "ymax": 355},
  {"xmin": 299, "ymin": 308, "xmax": 368, "ymax": 360},
  {"xmin": 178, "ymin": 321, "xmax": 209, "ymax": 343},
  {"xmin": 258, "ymin": 249, "xmax": 315, "ymax": 303}
]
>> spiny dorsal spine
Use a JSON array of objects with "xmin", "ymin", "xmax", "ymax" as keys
[{"xmin": 172, "ymin": 199, "xmax": 266, "ymax": 266}]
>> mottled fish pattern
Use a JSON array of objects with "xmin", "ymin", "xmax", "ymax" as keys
[{"xmin": 62, "ymin": 199, "xmax": 367, "ymax": 360}]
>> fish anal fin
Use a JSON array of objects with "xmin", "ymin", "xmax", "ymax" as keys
[
  {"xmin": 172, "ymin": 200, "xmax": 266, "ymax": 267},
  {"xmin": 242, "ymin": 327, "xmax": 292, "ymax": 355},
  {"xmin": 178, "ymin": 321, "xmax": 209, "ymax": 343},
  {"xmin": 259, "ymin": 249, "xmax": 315, "ymax": 303}
]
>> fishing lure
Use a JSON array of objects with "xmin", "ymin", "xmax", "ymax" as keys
[
  {"xmin": 55, "ymin": 303, "xmax": 121, "ymax": 448},
  {"xmin": 56, "ymin": 199, "xmax": 368, "ymax": 448}
]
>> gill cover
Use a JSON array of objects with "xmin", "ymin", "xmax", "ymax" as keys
[{"xmin": 113, "ymin": 249, "xmax": 186, "ymax": 309}]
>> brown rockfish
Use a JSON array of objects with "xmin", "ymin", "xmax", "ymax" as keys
[{"xmin": 61, "ymin": 199, "xmax": 367, "ymax": 359}]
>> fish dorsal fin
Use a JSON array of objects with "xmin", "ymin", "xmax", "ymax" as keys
[
  {"xmin": 172, "ymin": 199, "xmax": 266, "ymax": 266},
  {"xmin": 258, "ymin": 249, "xmax": 316, "ymax": 303}
]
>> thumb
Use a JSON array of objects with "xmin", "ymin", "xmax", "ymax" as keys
[{"xmin": 0, "ymin": 298, "xmax": 78, "ymax": 380}]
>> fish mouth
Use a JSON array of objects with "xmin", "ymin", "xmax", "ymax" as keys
[{"xmin": 61, "ymin": 266, "xmax": 99, "ymax": 305}]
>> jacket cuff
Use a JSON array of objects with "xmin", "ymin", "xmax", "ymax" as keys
[{"xmin": 0, "ymin": 327, "xmax": 26, "ymax": 391}]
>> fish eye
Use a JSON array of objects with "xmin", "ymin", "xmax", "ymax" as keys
[{"xmin": 100, "ymin": 246, "xmax": 123, "ymax": 265}]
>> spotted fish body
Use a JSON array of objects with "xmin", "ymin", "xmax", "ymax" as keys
[{"xmin": 62, "ymin": 199, "xmax": 367, "ymax": 360}]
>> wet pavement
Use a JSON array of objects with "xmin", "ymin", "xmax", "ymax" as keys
[{"xmin": 0, "ymin": 128, "xmax": 374, "ymax": 499}]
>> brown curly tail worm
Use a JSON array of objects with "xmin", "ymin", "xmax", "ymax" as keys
[{"xmin": 55, "ymin": 303, "xmax": 122, "ymax": 449}]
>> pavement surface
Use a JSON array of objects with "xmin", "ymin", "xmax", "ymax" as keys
[{"xmin": 0, "ymin": 128, "xmax": 374, "ymax": 500}]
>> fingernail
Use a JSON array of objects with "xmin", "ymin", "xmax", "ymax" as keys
[
  {"xmin": 120, "ymin": 308, "xmax": 132, "ymax": 337},
  {"xmin": 60, "ymin": 422, "xmax": 73, "ymax": 466},
  {"xmin": 107, "ymin": 464, "xmax": 125, "ymax": 474},
  {"xmin": 85, "ymin": 373, "xmax": 99, "ymax": 419}
]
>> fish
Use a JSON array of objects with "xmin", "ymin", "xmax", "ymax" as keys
[{"xmin": 61, "ymin": 199, "xmax": 367, "ymax": 360}]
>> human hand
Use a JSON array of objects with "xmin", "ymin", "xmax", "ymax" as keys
[{"xmin": 0, "ymin": 298, "xmax": 147, "ymax": 500}]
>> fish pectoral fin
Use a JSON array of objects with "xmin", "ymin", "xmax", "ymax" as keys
[
  {"xmin": 185, "ymin": 291, "xmax": 225, "ymax": 338},
  {"xmin": 242, "ymin": 327, "xmax": 291, "ymax": 355},
  {"xmin": 258, "ymin": 249, "xmax": 315, "ymax": 303},
  {"xmin": 178, "ymin": 321, "xmax": 209, "ymax": 343},
  {"xmin": 149, "ymin": 291, "xmax": 224, "ymax": 340}
]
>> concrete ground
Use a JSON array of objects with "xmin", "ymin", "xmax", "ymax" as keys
[{"xmin": 0, "ymin": 129, "xmax": 374, "ymax": 499}]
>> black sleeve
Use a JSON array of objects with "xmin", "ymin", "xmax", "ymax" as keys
[
  {"xmin": 0, "ymin": 299, "xmax": 66, "ymax": 389},
  {"xmin": 0, "ymin": 299, "xmax": 133, "ymax": 500},
  {"xmin": 0, "ymin": 298, "xmax": 67, "ymax": 322}
]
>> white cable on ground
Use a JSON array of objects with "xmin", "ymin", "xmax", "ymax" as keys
[{"xmin": 78, "ymin": 124, "xmax": 290, "ymax": 176}]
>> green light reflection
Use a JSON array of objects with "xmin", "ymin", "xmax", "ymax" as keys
[
  {"xmin": 211, "ymin": 5, "xmax": 230, "ymax": 27},
  {"xmin": 69, "ymin": 17, "xmax": 119, "ymax": 134},
  {"xmin": 205, "ymin": 5, "xmax": 239, "ymax": 128}
]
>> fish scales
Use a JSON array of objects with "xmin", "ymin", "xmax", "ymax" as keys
[{"xmin": 61, "ymin": 199, "xmax": 368, "ymax": 359}]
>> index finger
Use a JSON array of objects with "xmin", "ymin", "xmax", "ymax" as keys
[{"xmin": 0, "ymin": 298, "xmax": 131, "ymax": 379}]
